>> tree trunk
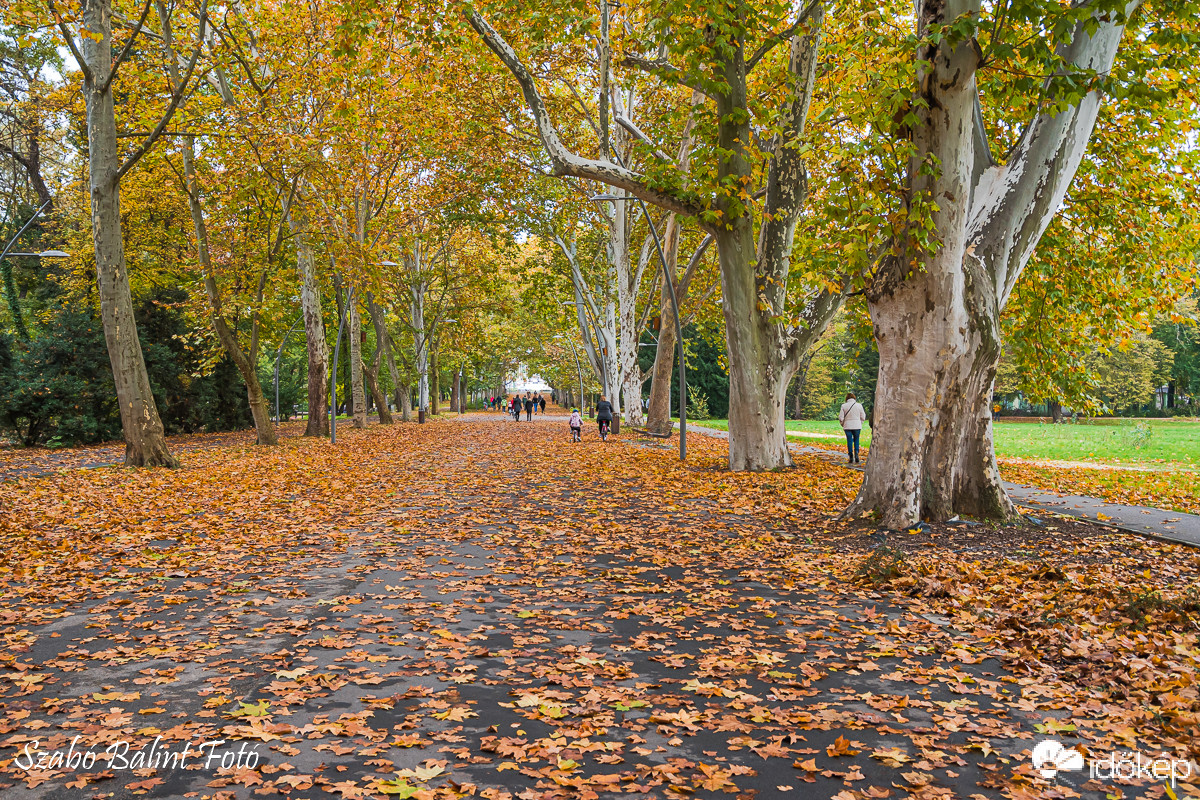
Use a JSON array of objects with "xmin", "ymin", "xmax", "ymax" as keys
[
  {"xmin": 716, "ymin": 224, "xmax": 796, "ymax": 471},
  {"xmin": 81, "ymin": 0, "xmax": 177, "ymax": 467},
  {"xmin": 171, "ymin": 117, "xmax": 276, "ymax": 444},
  {"xmin": 450, "ymin": 371, "xmax": 460, "ymax": 412},
  {"xmin": 1049, "ymin": 400, "xmax": 1063, "ymax": 423},
  {"xmin": 364, "ymin": 366, "xmax": 391, "ymax": 424},
  {"xmin": 645, "ymin": 213, "xmax": 684, "ymax": 436},
  {"xmin": 349, "ymin": 297, "xmax": 366, "ymax": 428},
  {"xmin": 291, "ymin": 216, "xmax": 328, "ymax": 437},
  {"xmin": 400, "ymin": 383, "xmax": 412, "ymax": 421},
  {"xmin": 845, "ymin": 0, "xmax": 1012, "ymax": 528},
  {"xmin": 850, "ymin": 0, "xmax": 1137, "ymax": 527},
  {"xmin": 645, "ymin": 303, "xmax": 677, "ymax": 435}
]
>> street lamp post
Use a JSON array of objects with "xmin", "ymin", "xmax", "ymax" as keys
[
  {"xmin": 273, "ymin": 315, "xmax": 304, "ymax": 424},
  {"xmin": 592, "ymin": 193, "xmax": 687, "ymax": 460},
  {"xmin": 330, "ymin": 284, "xmax": 355, "ymax": 444},
  {"xmin": 554, "ymin": 333, "xmax": 585, "ymax": 411},
  {"xmin": 559, "ymin": 300, "xmax": 611, "ymax": 408}
]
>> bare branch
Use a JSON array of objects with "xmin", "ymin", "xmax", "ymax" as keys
[
  {"xmin": 745, "ymin": 0, "xmax": 823, "ymax": 72},
  {"xmin": 114, "ymin": 1, "xmax": 207, "ymax": 184},
  {"xmin": 467, "ymin": 9, "xmax": 707, "ymax": 222},
  {"xmin": 102, "ymin": 0, "xmax": 154, "ymax": 92},
  {"xmin": 46, "ymin": 0, "xmax": 93, "ymax": 85},
  {"xmin": 622, "ymin": 53, "xmax": 714, "ymax": 101},
  {"xmin": 614, "ymin": 114, "xmax": 671, "ymax": 162}
]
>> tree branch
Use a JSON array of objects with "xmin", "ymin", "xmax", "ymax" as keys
[
  {"xmin": 745, "ymin": 0, "xmax": 823, "ymax": 72},
  {"xmin": 114, "ymin": 1, "xmax": 207, "ymax": 184},
  {"xmin": 466, "ymin": 9, "xmax": 707, "ymax": 222},
  {"xmin": 622, "ymin": 53, "xmax": 715, "ymax": 101},
  {"xmin": 46, "ymin": 0, "xmax": 93, "ymax": 85},
  {"xmin": 614, "ymin": 113, "xmax": 671, "ymax": 162},
  {"xmin": 102, "ymin": 0, "xmax": 154, "ymax": 93}
]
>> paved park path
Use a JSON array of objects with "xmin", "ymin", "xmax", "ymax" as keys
[{"xmin": 3, "ymin": 416, "xmax": 1195, "ymax": 798}]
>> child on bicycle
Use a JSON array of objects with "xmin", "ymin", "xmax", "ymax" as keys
[{"xmin": 569, "ymin": 409, "xmax": 582, "ymax": 442}]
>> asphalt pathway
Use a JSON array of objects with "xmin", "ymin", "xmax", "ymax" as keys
[{"xmin": 1, "ymin": 417, "xmax": 1167, "ymax": 799}]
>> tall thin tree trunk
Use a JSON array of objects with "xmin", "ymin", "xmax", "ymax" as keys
[
  {"xmin": 450, "ymin": 371, "xmax": 460, "ymax": 412},
  {"xmin": 82, "ymin": 0, "xmax": 176, "ymax": 467},
  {"xmin": 645, "ymin": 299, "xmax": 677, "ymax": 435},
  {"xmin": 289, "ymin": 214, "xmax": 328, "ymax": 436},
  {"xmin": 160, "ymin": 7, "xmax": 277, "ymax": 446},
  {"xmin": 400, "ymin": 383, "xmax": 412, "ymax": 421},
  {"xmin": 365, "ymin": 296, "xmax": 394, "ymax": 423}
]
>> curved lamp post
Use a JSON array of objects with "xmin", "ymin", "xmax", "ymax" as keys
[
  {"xmin": 554, "ymin": 332, "xmax": 586, "ymax": 410},
  {"xmin": 592, "ymin": 193, "xmax": 686, "ymax": 460},
  {"xmin": 560, "ymin": 299, "xmax": 610, "ymax": 403},
  {"xmin": 330, "ymin": 285, "xmax": 355, "ymax": 444},
  {"xmin": 273, "ymin": 314, "xmax": 303, "ymax": 424},
  {"xmin": 0, "ymin": 199, "xmax": 65, "ymax": 340}
]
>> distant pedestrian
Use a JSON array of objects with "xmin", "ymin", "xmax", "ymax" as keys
[
  {"xmin": 569, "ymin": 408, "xmax": 582, "ymax": 442},
  {"xmin": 511, "ymin": 396, "xmax": 520, "ymax": 421},
  {"xmin": 524, "ymin": 396, "xmax": 534, "ymax": 421},
  {"xmin": 595, "ymin": 395, "xmax": 614, "ymax": 441},
  {"xmin": 539, "ymin": 396, "xmax": 546, "ymax": 414},
  {"xmin": 839, "ymin": 392, "xmax": 867, "ymax": 464}
]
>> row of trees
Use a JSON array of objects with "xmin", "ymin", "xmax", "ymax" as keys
[{"xmin": 2, "ymin": 0, "xmax": 1197, "ymax": 527}]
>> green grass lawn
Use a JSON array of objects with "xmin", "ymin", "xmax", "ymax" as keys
[{"xmin": 691, "ymin": 417, "xmax": 1200, "ymax": 469}]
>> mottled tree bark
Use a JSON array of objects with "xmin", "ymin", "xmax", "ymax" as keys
[{"xmin": 79, "ymin": 0, "xmax": 177, "ymax": 466}]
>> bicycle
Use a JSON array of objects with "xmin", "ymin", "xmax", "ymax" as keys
[{"xmin": 599, "ymin": 420, "xmax": 610, "ymax": 441}]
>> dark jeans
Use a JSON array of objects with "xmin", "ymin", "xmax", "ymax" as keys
[{"xmin": 844, "ymin": 428, "xmax": 860, "ymax": 460}]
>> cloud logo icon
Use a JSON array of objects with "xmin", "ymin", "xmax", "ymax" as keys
[{"xmin": 1032, "ymin": 739, "xmax": 1084, "ymax": 779}]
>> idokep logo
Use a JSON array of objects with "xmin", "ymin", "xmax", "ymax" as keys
[
  {"xmin": 1031, "ymin": 739, "xmax": 1195, "ymax": 790},
  {"xmin": 1031, "ymin": 740, "xmax": 1084, "ymax": 779}
]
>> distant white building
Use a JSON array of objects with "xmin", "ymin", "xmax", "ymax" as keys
[{"xmin": 505, "ymin": 366, "xmax": 553, "ymax": 394}]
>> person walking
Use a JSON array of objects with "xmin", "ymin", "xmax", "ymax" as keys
[
  {"xmin": 539, "ymin": 395, "xmax": 546, "ymax": 415},
  {"xmin": 511, "ymin": 396, "xmax": 520, "ymax": 421},
  {"xmin": 595, "ymin": 395, "xmax": 614, "ymax": 441},
  {"xmin": 524, "ymin": 396, "xmax": 534, "ymax": 421},
  {"xmin": 839, "ymin": 392, "xmax": 867, "ymax": 464}
]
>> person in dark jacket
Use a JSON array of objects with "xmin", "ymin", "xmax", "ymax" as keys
[
  {"xmin": 524, "ymin": 396, "xmax": 534, "ymax": 421},
  {"xmin": 539, "ymin": 395, "xmax": 546, "ymax": 414},
  {"xmin": 595, "ymin": 395, "xmax": 614, "ymax": 439}
]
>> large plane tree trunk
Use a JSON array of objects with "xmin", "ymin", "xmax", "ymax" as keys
[
  {"xmin": 848, "ymin": 0, "xmax": 1138, "ymax": 527},
  {"xmin": 81, "ymin": 0, "xmax": 177, "ymax": 467},
  {"xmin": 717, "ymin": 220, "xmax": 797, "ymax": 471}
]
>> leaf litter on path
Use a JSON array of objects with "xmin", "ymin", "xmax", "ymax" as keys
[{"xmin": 0, "ymin": 420, "xmax": 1197, "ymax": 799}]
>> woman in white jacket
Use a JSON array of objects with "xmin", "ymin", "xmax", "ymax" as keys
[{"xmin": 838, "ymin": 393, "xmax": 867, "ymax": 464}]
